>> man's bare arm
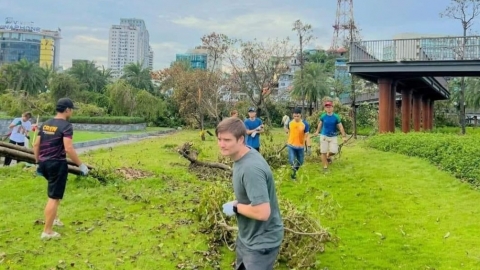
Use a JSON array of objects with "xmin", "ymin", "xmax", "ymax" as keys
[
  {"xmin": 33, "ymin": 136, "xmax": 41, "ymax": 163},
  {"xmin": 63, "ymin": 138, "xmax": 82, "ymax": 166},
  {"xmin": 337, "ymin": 123, "xmax": 347, "ymax": 138}
]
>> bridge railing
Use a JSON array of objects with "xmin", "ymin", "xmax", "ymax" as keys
[{"xmin": 350, "ymin": 36, "xmax": 480, "ymax": 62}]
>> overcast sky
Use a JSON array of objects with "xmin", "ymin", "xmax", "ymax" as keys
[{"xmin": 1, "ymin": 0, "xmax": 478, "ymax": 70}]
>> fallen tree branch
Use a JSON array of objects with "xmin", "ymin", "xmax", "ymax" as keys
[
  {"xmin": 177, "ymin": 142, "xmax": 231, "ymax": 171},
  {"xmin": 0, "ymin": 141, "xmax": 94, "ymax": 170},
  {"xmin": 0, "ymin": 146, "xmax": 84, "ymax": 175}
]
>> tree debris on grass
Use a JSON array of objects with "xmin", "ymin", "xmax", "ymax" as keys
[{"xmin": 177, "ymin": 142, "xmax": 338, "ymax": 269}]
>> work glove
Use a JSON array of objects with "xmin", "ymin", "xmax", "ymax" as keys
[
  {"xmin": 306, "ymin": 146, "xmax": 312, "ymax": 156},
  {"xmin": 79, "ymin": 164, "xmax": 89, "ymax": 176},
  {"xmin": 251, "ymin": 131, "xmax": 257, "ymax": 138},
  {"xmin": 15, "ymin": 121, "xmax": 22, "ymax": 126},
  {"xmin": 26, "ymin": 135, "xmax": 30, "ymax": 140},
  {"xmin": 222, "ymin": 201, "xmax": 237, "ymax": 217}
]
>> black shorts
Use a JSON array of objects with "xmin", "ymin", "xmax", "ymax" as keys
[{"xmin": 38, "ymin": 160, "xmax": 68, "ymax": 199}]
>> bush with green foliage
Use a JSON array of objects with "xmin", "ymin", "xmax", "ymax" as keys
[
  {"xmin": 38, "ymin": 116, "xmax": 145, "ymax": 125},
  {"xmin": 366, "ymin": 133, "xmax": 480, "ymax": 186}
]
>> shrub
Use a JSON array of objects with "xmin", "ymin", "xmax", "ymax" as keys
[
  {"xmin": 366, "ymin": 133, "xmax": 480, "ymax": 186},
  {"xmin": 39, "ymin": 116, "xmax": 144, "ymax": 125}
]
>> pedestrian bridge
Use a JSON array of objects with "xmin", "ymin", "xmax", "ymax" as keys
[{"xmin": 347, "ymin": 35, "xmax": 480, "ymax": 133}]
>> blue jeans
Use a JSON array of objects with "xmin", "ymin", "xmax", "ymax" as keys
[{"xmin": 287, "ymin": 146, "xmax": 304, "ymax": 171}]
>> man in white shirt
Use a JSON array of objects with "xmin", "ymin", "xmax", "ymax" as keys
[{"xmin": 4, "ymin": 112, "xmax": 32, "ymax": 166}]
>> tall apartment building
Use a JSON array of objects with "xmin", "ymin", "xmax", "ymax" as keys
[
  {"xmin": 175, "ymin": 46, "xmax": 223, "ymax": 70},
  {"xmin": 108, "ymin": 18, "xmax": 152, "ymax": 78}
]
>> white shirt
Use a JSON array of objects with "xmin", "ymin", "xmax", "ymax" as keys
[{"xmin": 9, "ymin": 118, "xmax": 32, "ymax": 143}]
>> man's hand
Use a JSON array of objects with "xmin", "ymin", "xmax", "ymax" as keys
[
  {"xmin": 15, "ymin": 121, "xmax": 22, "ymax": 126},
  {"xmin": 79, "ymin": 164, "xmax": 89, "ymax": 176},
  {"xmin": 222, "ymin": 200, "xmax": 238, "ymax": 217}
]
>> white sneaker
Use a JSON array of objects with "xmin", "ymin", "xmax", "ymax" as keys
[
  {"xmin": 53, "ymin": 219, "xmax": 64, "ymax": 227},
  {"xmin": 41, "ymin": 231, "xmax": 61, "ymax": 240}
]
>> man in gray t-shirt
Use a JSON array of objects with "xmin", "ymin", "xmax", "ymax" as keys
[{"xmin": 217, "ymin": 117, "xmax": 284, "ymax": 270}]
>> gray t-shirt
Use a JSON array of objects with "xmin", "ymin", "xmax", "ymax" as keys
[{"xmin": 233, "ymin": 149, "xmax": 284, "ymax": 250}]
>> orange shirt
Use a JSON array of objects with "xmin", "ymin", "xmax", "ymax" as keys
[{"xmin": 287, "ymin": 119, "xmax": 309, "ymax": 148}]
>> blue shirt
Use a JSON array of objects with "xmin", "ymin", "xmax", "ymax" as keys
[
  {"xmin": 320, "ymin": 113, "xmax": 341, "ymax": 137},
  {"xmin": 244, "ymin": 118, "xmax": 263, "ymax": 148}
]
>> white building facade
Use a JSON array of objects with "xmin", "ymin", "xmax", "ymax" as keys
[{"xmin": 108, "ymin": 18, "xmax": 151, "ymax": 78}]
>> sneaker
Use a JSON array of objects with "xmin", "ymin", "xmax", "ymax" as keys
[
  {"xmin": 41, "ymin": 231, "xmax": 61, "ymax": 240},
  {"xmin": 53, "ymin": 219, "xmax": 64, "ymax": 227},
  {"xmin": 327, "ymin": 158, "xmax": 332, "ymax": 164}
]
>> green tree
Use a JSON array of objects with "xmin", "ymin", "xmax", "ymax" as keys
[
  {"xmin": 121, "ymin": 62, "xmax": 154, "ymax": 92},
  {"xmin": 49, "ymin": 73, "xmax": 81, "ymax": 102}
]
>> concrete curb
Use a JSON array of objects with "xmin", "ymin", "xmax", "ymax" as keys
[{"xmin": 73, "ymin": 129, "xmax": 176, "ymax": 149}]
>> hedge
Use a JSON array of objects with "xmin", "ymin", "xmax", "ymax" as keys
[
  {"xmin": 365, "ymin": 133, "xmax": 480, "ymax": 186},
  {"xmin": 38, "ymin": 116, "xmax": 145, "ymax": 125}
]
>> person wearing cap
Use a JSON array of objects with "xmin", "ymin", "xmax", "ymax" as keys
[
  {"xmin": 313, "ymin": 101, "xmax": 347, "ymax": 171},
  {"xmin": 244, "ymin": 107, "xmax": 264, "ymax": 152},
  {"xmin": 285, "ymin": 108, "xmax": 311, "ymax": 180},
  {"xmin": 33, "ymin": 98, "xmax": 89, "ymax": 240},
  {"xmin": 3, "ymin": 111, "xmax": 33, "ymax": 166}
]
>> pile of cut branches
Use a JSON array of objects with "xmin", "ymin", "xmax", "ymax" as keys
[{"xmin": 194, "ymin": 182, "xmax": 337, "ymax": 269}]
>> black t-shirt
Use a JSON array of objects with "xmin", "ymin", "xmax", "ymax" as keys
[{"xmin": 38, "ymin": 118, "xmax": 73, "ymax": 162}]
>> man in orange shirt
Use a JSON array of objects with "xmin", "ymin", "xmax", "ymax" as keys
[{"xmin": 285, "ymin": 108, "xmax": 311, "ymax": 180}]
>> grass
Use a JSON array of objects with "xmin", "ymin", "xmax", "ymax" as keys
[{"xmin": 1, "ymin": 129, "xmax": 480, "ymax": 269}]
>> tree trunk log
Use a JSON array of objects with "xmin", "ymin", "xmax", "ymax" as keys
[
  {"xmin": 0, "ymin": 146, "xmax": 83, "ymax": 175},
  {"xmin": 0, "ymin": 141, "xmax": 94, "ymax": 169}
]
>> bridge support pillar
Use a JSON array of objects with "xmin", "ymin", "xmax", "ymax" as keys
[
  {"xmin": 390, "ymin": 82, "xmax": 397, "ymax": 132},
  {"xmin": 401, "ymin": 89, "xmax": 412, "ymax": 133},
  {"xmin": 430, "ymin": 100, "xmax": 435, "ymax": 130},
  {"xmin": 422, "ymin": 97, "xmax": 431, "ymax": 131},
  {"xmin": 412, "ymin": 93, "xmax": 422, "ymax": 132},
  {"xmin": 378, "ymin": 78, "xmax": 394, "ymax": 133}
]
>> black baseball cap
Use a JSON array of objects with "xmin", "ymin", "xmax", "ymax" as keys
[
  {"xmin": 248, "ymin": 107, "xmax": 256, "ymax": 112},
  {"xmin": 56, "ymin": 98, "xmax": 78, "ymax": 110}
]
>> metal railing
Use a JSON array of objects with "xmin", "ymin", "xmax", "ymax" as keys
[{"xmin": 350, "ymin": 36, "xmax": 480, "ymax": 62}]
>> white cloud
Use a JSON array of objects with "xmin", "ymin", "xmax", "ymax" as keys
[
  {"xmin": 62, "ymin": 26, "xmax": 108, "ymax": 32},
  {"xmin": 170, "ymin": 11, "xmax": 328, "ymax": 43},
  {"xmin": 150, "ymin": 41, "xmax": 188, "ymax": 70},
  {"xmin": 60, "ymin": 35, "xmax": 109, "ymax": 68}
]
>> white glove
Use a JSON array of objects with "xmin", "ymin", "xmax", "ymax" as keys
[
  {"xmin": 222, "ymin": 201, "xmax": 237, "ymax": 217},
  {"xmin": 251, "ymin": 131, "xmax": 257, "ymax": 138},
  {"xmin": 79, "ymin": 164, "xmax": 89, "ymax": 176}
]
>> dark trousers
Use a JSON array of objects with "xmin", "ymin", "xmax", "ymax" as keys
[{"xmin": 3, "ymin": 140, "xmax": 25, "ymax": 166}]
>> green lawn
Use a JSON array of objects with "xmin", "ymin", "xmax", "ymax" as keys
[{"xmin": 1, "ymin": 129, "xmax": 480, "ymax": 269}]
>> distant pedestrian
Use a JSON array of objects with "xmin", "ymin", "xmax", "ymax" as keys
[
  {"xmin": 244, "ymin": 107, "xmax": 264, "ymax": 152},
  {"xmin": 3, "ymin": 111, "xmax": 32, "ymax": 166},
  {"xmin": 313, "ymin": 101, "xmax": 347, "ymax": 171},
  {"xmin": 285, "ymin": 108, "xmax": 311, "ymax": 180}
]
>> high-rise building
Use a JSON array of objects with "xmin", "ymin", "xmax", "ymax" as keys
[
  {"xmin": 108, "ymin": 18, "xmax": 151, "ymax": 78},
  {"xmin": 148, "ymin": 46, "xmax": 154, "ymax": 70},
  {"xmin": 175, "ymin": 46, "xmax": 223, "ymax": 71},
  {"xmin": 0, "ymin": 17, "xmax": 61, "ymax": 69}
]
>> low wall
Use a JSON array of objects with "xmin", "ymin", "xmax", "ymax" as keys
[
  {"xmin": 72, "ymin": 123, "xmax": 146, "ymax": 132},
  {"xmin": 0, "ymin": 119, "xmax": 146, "ymax": 133}
]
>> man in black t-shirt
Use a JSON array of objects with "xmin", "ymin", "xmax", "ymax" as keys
[{"xmin": 33, "ymin": 98, "xmax": 89, "ymax": 240}]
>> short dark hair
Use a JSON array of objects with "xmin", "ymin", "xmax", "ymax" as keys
[
  {"xmin": 216, "ymin": 117, "xmax": 246, "ymax": 141},
  {"xmin": 293, "ymin": 107, "xmax": 302, "ymax": 114}
]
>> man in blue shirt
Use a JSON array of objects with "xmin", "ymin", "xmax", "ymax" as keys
[
  {"xmin": 314, "ymin": 101, "xmax": 347, "ymax": 171},
  {"xmin": 244, "ymin": 107, "xmax": 264, "ymax": 152}
]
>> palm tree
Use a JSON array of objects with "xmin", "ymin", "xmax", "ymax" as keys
[
  {"xmin": 14, "ymin": 59, "xmax": 44, "ymax": 95},
  {"xmin": 292, "ymin": 62, "xmax": 330, "ymax": 114},
  {"xmin": 121, "ymin": 62, "xmax": 154, "ymax": 92},
  {"xmin": 69, "ymin": 61, "xmax": 108, "ymax": 93}
]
